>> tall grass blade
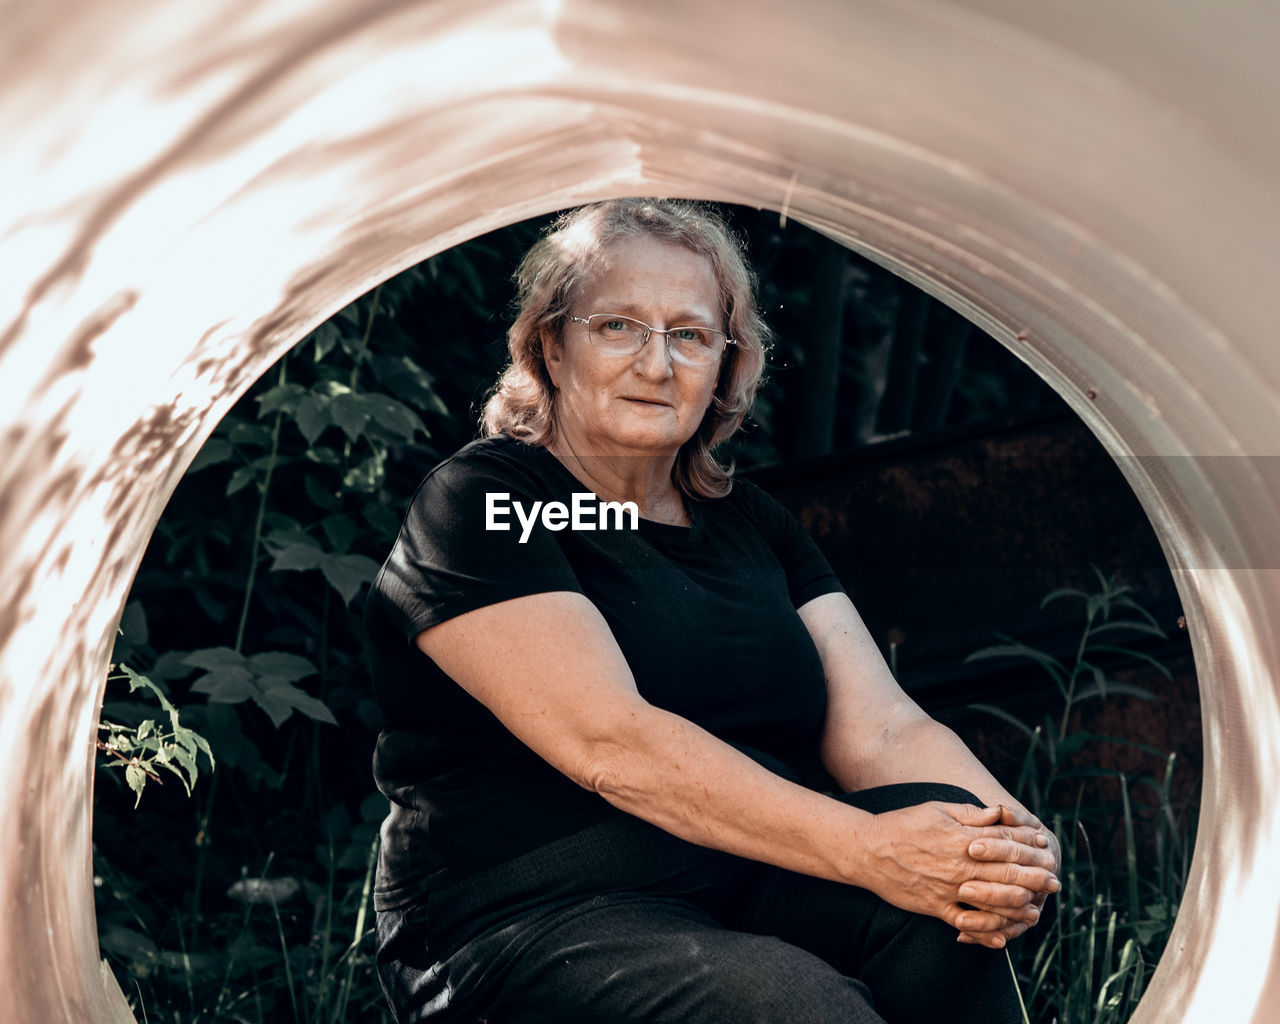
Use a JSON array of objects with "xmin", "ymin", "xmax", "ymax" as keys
[{"xmin": 1119, "ymin": 773, "xmax": 1141, "ymax": 932}]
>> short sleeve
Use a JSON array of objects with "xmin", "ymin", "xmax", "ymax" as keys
[
  {"xmin": 370, "ymin": 441, "xmax": 584, "ymax": 642},
  {"xmin": 731, "ymin": 479, "xmax": 845, "ymax": 609}
]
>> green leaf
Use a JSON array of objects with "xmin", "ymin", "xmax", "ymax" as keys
[
  {"xmin": 149, "ymin": 650, "xmax": 195, "ymax": 683},
  {"xmin": 226, "ymin": 463, "xmax": 259, "ymax": 497},
  {"xmin": 119, "ymin": 601, "xmax": 148, "ymax": 646},
  {"xmin": 269, "ymin": 541, "xmax": 328, "ymax": 572},
  {"xmin": 100, "ymin": 926, "xmax": 159, "ymax": 962},
  {"xmin": 362, "ymin": 394, "xmax": 426, "ymax": 441},
  {"xmin": 260, "ymin": 680, "xmax": 338, "ymax": 726},
  {"xmin": 228, "ymin": 421, "xmax": 273, "ymax": 448},
  {"xmin": 1082, "ymin": 659, "xmax": 1107, "ymax": 698},
  {"xmin": 304, "ymin": 475, "xmax": 340, "ymax": 512},
  {"xmin": 1108, "ymin": 594, "xmax": 1162, "ymax": 629},
  {"xmin": 967, "ymin": 702, "xmax": 1036, "ymax": 738},
  {"xmin": 191, "ymin": 667, "xmax": 257, "ymax": 704},
  {"xmin": 1089, "ymin": 644, "xmax": 1175, "ymax": 681},
  {"xmin": 312, "ymin": 378, "xmax": 349, "ymax": 397},
  {"xmin": 321, "ymin": 553, "xmax": 380, "ymax": 605},
  {"xmin": 120, "ymin": 665, "xmax": 176, "ymax": 715},
  {"xmin": 183, "ymin": 647, "xmax": 246, "ymax": 672},
  {"xmin": 250, "ymin": 687, "xmax": 297, "ymax": 727},
  {"xmin": 167, "ymin": 743, "xmax": 198, "ymax": 792},
  {"xmin": 311, "ymin": 321, "xmax": 341, "ymax": 361},
  {"xmin": 248, "ymin": 652, "xmax": 316, "ymax": 684},
  {"xmin": 364, "ymin": 503, "xmax": 403, "ymax": 540},
  {"xmin": 125, "ymin": 763, "xmax": 147, "ymax": 807},
  {"xmin": 255, "ymin": 382, "xmax": 307, "ymax": 418},
  {"xmin": 321, "ymin": 514, "xmax": 357, "ymax": 553},
  {"xmin": 1075, "ymin": 681, "xmax": 1159, "ymax": 702},
  {"xmin": 195, "ymin": 705, "xmax": 277, "ymax": 787},
  {"xmin": 965, "ymin": 641, "xmax": 1069, "ymax": 686},
  {"xmin": 187, "ymin": 439, "xmax": 234, "ymax": 474},
  {"xmin": 262, "ymin": 526, "xmax": 317, "ymax": 553},
  {"xmin": 1089, "ymin": 619, "xmax": 1168, "ymax": 641},
  {"xmin": 371, "ymin": 353, "xmax": 447, "ymax": 413},
  {"xmin": 330, "ymin": 392, "xmax": 371, "ymax": 443},
  {"xmin": 342, "ymin": 450, "xmax": 386, "ymax": 493},
  {"xmin": 1040, "ymin": 587, "xmax": 1088, "ymax": 610},
  {"xmin": 294, "ymin": 393, "xmax": 330, "ymax": 446},
  {"xmin": 190, "ymin": 730, "xmax": 216, "ymax": 772},
  {"xmin": 304, "ymin": 446, "xmax": 341, "ymax": 467},
  {"xmin": 1056, "ymin": 731, "xmax": 1093, "ymax": 759}
]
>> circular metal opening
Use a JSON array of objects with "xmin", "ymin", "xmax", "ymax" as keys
[{"xmin": 2, "ymin": 3, "xmax": 1277, "ymax": 1021}]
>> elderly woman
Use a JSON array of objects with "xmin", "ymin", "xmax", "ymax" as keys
[{"xmin": 366, "ymin": 199, "xmax": 1061, "ymax": 1024}]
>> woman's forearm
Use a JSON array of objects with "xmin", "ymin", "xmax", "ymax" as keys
[
  {"xmin": 582, "ymin": 698, "xmax": 1053, "ymax": 940},
  {"xmin": 583, "ymin": 700, "xmax": 886, "ymax": 886},
  {"xmin": 824, "ymin": 710, "xmax": 1034, "ymax": 821}
]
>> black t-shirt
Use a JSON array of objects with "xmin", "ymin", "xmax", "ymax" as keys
[{"xmin": 366, "ymin": 435, "xmax": 845, "ymax": 909}]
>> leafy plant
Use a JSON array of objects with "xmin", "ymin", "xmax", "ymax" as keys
[
  {"xmin": 98, "ymin": 664, "xmax": 215, "ymax": 807},
  {"xmin": 967, "ymin": 568, "xmax": 1195, "ymax": 1023},
  {"xmin": 93, "ymin": 230, "xmax": 512, "ymax": 1023}
]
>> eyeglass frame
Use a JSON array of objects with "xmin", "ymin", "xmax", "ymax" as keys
[{"xmin": 565, "ymin": 313, "xmax": 737, "ymax": 364}]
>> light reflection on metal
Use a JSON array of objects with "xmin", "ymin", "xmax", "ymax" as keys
[{"xmin": 1, "ymin": 1, "xmax": 1278, "ymax": 1021}]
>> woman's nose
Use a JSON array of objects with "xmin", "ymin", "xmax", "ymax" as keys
[{"xmin": 634, "ymin": 329, "xmax": 675, "ymax": 378}]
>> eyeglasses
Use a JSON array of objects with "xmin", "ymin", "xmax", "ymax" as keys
[{"xmin": 566, "ymin": 313, "xmax": 736, "ymax": 367}]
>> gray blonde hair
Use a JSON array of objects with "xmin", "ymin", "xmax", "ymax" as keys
[{"xmin": 481, "ymin": 198, "xmax": 770, "ymax": 499}]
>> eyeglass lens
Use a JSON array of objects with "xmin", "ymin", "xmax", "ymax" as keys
[{"xmin": 587, "ymin": 315, "xmax": 724, "ymax": 364}]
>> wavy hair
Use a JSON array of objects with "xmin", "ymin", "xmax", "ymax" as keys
[{"xmin": 480, "ymin": 199, "xmax": 770, "ymax": 499}]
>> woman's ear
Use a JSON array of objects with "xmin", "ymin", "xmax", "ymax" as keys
[{"xmin": 541, "ymin": 325, "xmax": 562, "ymax": 387}]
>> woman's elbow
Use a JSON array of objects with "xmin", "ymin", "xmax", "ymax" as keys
[{"xmin": 571, "ymin": 714, "xmax": 661, "ymax": 803}]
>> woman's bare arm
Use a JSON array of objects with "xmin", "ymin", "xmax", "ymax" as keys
[
  {"xmin": 801, "ymin": 590, "xmax": 1062, "ymax": 945},
  {"xmin": 414, "ymin": 589, "xmax": 1056, "ymax": 936}
]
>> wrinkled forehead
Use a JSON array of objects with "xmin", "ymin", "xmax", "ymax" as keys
[{"xmin": 570, "ymin": 230, "xmax": 724, "ymax": 312}]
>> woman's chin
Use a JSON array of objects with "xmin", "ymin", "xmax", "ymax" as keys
[{"xmin": 581, "ymin": 431, "xmax": 687, "ymax": 460}]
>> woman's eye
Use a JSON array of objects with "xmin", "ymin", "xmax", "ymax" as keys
[
  {"xmin": 671, "ymin": 328, "xmax": 702, "ymax": 343},
  {"xmin": 603, "ymin": 319, "xmax": 630, "ymax": 332}
]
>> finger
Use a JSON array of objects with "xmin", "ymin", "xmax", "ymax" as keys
[
  {"xmin": 974, "ymin": 823, "xmax": 1051, "ymax": 851},
  {"xmin": 951, "ymin": 906, "xmax": 1014, "ymax": 933},
  {"xmin": 957, "ymin": 882, "xmax": 1044, "ymax": 922},
  {"xmin": 968, "ymin": 836, "xmax": 1057, "ymax": 868},
  {"xmin": 969, "ymin": 860, "xmax": 1061, "ymax": 894},
  {"xmin": 956, "ymin": 931, "xmax": 1007, "ymax": 948},
  {"xmin": 941, "ymin": 802, "xmax": 1003, "ymax": 827},
  {"xmin": 995, "ymin": 803, "xmax": 1044, "ymax": 830},
  {"xmin": 957, "ymin": 920, "xmax": 1032, "ymax": 948}
]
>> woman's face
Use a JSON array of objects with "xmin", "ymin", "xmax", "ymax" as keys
[{"xmin": 544, "ymin": 234, "xmax": 724, "ymax": 461}]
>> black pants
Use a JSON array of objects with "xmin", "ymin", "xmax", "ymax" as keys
[{"xmin": 376, "ymin": 783, "xmax": 1022, "ymax": 1023}]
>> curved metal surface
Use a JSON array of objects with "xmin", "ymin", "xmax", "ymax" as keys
[{"xmin": 2, "ymin": 1, "xmax": 1277, "ymax": 1020}]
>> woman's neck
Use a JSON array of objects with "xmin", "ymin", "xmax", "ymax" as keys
[{"xmin": 546, "ymin": 440, "xmax": 689, "ymax": 526}]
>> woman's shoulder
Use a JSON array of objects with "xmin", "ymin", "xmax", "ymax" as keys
[
  {"xmin": 708, "ymin": 474, "xmax": 815, "ymax": 545},
  {"xmin": 715, "ymin": 474, "xmax": 786, "ymax": 519},
  {"xmin": 425, "ymin": 434, "xmax": 550, "ymax": 483},
  {"xmin": 409, "ymin": 434, "xmax": 562, "ymax": 511}
]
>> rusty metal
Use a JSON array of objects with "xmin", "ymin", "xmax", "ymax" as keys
[{"xmin": 2, "ymin": 1, "xmax": 1278, "ymax": 1020}]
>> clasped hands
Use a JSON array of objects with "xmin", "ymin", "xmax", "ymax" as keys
[{"xmin": 866, "ymin": 802, "xmax": 1062, "ymax": 950}]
